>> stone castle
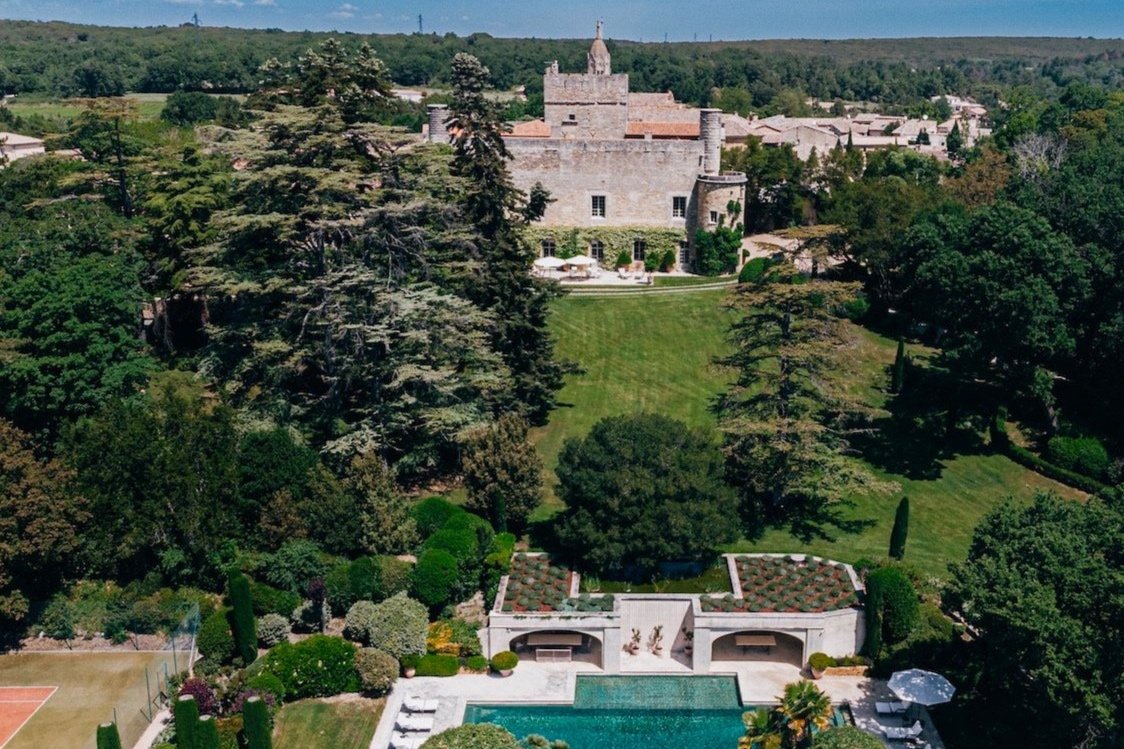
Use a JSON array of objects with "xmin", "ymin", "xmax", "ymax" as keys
[{"xmin": 427, "ymin": 22, "xmax": 747, "ymax": 271}]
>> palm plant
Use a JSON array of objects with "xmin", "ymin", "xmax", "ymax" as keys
[
  {"xmin": 776, "ymin": 680, "xmax": 833, "ymax": 747},
  {"xmin": 739, "ymin": 707, "xmax": 782, "ymax": 749}
]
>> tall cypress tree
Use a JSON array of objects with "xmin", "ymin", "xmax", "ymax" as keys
[
  {"xmin": 227, "ymin": 569, "xmax": 257, "ymax": 664},
  {"xmin": 243, "ymin": 695, "xmax": 272, "ymax": 749},
  {"xmin": 889, "ymin": 497, "xmax": 910, "ymax": 560},
  {"xmin": 196, "ymin": 715, "xmax": 221, "ymax": 749},
  {"xmin": 863, "ymin": 580, "xmax": 884, "ymax": 658},
  {"xmin": 891, "ymin": 337, "xmax": 906, "ymax": 393},
  {"xmin": 447, "ymin": 52, "xmax": 566, "ymax": 423},
  {"xmin": 96, "ymin": 722, "xmax": 123, "ymax": 749},
  {"xmin": 174, "ymin": 695, "xmax": 199, "ymax": 749}
]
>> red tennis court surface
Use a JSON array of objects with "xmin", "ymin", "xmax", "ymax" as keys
[{"xmin": 0, "ymin": 687, "xmax": 56, "ymax": 749}]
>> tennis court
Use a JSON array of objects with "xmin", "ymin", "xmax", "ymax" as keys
[{"xmin": 0, "ymin": 652, "xmax": 177, "ymax": 749}]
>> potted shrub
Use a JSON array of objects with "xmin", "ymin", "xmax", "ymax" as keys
[
  {"xmin": 682, "ymin": 629, "xmax": 694, "ymax": 655},
  {"xmin": 401, "ymin": 654, "xmax": 420, "ymax": 679},
  {"xmin": 628, "ymin": 628, "xmax": 641, "ymax": 655},
  {"xmin": 808, "ymin": 652, "xmax": 833, "ymax": 679},
  {"xmin": 650, "ymin": 625, "xmax": 664, "ymax": 655},
  {"xmin": 490, "ymin": 651, "xmax": 519, "ymax": 677}
]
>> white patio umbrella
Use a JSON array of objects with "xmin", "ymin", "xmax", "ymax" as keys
[
  {"xmin": 533, "ymin": 256, "xmax": 567, "ymax": 269},
  {"xmin": 564, "ymin": 254, "xmax": 596, "ymax": 266},
  {"xmin": 888, "ymin": 669, "xmax": 956, "ymax": 707}
]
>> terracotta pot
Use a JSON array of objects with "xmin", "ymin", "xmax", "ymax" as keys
[
  {"xmin": 809, "ymin": 667, "xmax": 825, "ymax": 680},
  {"xmin": 499, "ymin": 669, "xmax": 513, "ymax": 678},
  {"xmin": 404, "ymin": 667, "xmax": 416, "ymax": 678}
]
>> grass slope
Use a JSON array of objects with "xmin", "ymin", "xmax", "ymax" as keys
[
  {"xmin": 273, "ymin": 697, "xmax": 384, "ymax": 749},
  {"xmin": 536, "ymin": 289, "xmax": 1084, "ymax": 578}
]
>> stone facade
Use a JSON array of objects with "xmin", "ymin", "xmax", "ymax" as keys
[{"xmin": 425, "ymin": 23, "xmax": 746, "ymax": 270}]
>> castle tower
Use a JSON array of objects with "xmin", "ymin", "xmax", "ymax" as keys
[
  {"xmin": 427, "ymin": 104, "xmax": 449, "ymax": 144},
  {"xmin": 700, "ymin": 108, "xmax": 722, "ymax": 175},
  {"xmin": 587, "ymin": 20, "xmax": 611, "ymax": 75}
]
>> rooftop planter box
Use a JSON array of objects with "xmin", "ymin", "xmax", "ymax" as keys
[{"xmin": 699, "ymin": 556, "xmax": 859, "ymax": 614}]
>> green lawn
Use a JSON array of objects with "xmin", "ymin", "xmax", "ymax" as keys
[
  {"xmin": 653, "ymin": 274, "xmax": 737, "ymax": 287},
  {"xmin": 534, "ymin": 289, "xmax": 1084, "ymax": 578},
  {"xmin": 273, "ymin": 697, "xmax": 384, "ymax": 749}
]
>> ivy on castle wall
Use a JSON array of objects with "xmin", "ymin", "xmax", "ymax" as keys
[{"xmin": 523, "ymin": 226, "xmax": 685, "ymax": 267}]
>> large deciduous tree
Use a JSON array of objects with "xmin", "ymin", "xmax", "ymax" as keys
[
  {"xmin": 717, "ymin": 264, "xmax": 894, "ymax": 541},
  {"xmin": 554, "ymin": 413, "xmax": 737, "ymax": 575},
  {"xmin": 947, "ymin": 493, "xmax": 1123, "ymax": 749},
  {"xmin": 0, "ymin": 419, "xmax": 88, "ymax": 622},
  {"xmin": 462, "ymin": 412, "xmax": 543, "ymax": 534}
]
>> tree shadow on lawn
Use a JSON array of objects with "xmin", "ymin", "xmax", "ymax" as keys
[{"xmin": 854, "ymin": 359, "xmax": 996, "ymax": 481}]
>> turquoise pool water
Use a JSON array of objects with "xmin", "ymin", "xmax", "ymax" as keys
[{"xmin": 465, "ymin": 676, "xmax": 749, "ymax": 749}]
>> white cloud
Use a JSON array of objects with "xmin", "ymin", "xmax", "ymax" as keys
[
  {"xmin": 214, "ymin": 0, "xmax": 245, "ymax": 6},
  {"xmin": 330, "ymin": 2, "xmax": 356, "ymax": 18},
  {"xmin": 165, "ymin": 0, "xmax": 203, "ymax": 5},
  {"xmin": 254, "ymin": 0, "xmax": 276, "ymax": 5}
]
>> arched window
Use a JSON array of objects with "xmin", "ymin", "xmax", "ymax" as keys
[
  {"xmin": 541, "ymin": 239, "xmax": 556, "ymax": 257},
  {"xmin": 589, "ymin": 239, "xmax": 604, "ymax": 261},
  {"xmin": 632, "ymin": 238, "xmax": 647, "ymax": 261}
]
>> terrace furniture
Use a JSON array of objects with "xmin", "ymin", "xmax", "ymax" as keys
[
  {"xmin": 403, "ymin": 698, "xmax": 439, "ymax": 713},
  {"xmin": 396, "ymin": 714, "xmax": 436, "ymax": 732},
  {"xmin": 735, "ymin": 633, "xmax": 776, "ymax": 654},
  {"xmin": 882, "ymin": 721, "xmax": 923, "ymax": 741},
  {"xmin": 876, "ymin": 701, "xmax": 909, "ymax": 715},
  {"xmin": 391, "ymin": 732, "xmax": 427, "ymax": 749}
]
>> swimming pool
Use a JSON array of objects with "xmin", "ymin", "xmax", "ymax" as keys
[{"xmin": 464, "ymin": 675, "xmax": 750, "ymax": 749}]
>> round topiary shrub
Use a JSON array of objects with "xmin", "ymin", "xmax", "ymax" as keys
[
  {"xmin": 257, "ymin": 613, "xmax": 290, "ymax": 648},
  {"xmin": 378, "ymin": 556, "xmax": 413, "ymax": 598},
  {"xmin": 421, "ymin": 724, "xmax": 521, "ymax": 749},
  {"xmin": 354, "ymin": 648, "xmax": 399, "ymax": 694},
  {"xmin": 197, "ymin": 609, "xmax": 235, "ymax": 664},
  {"xmin": 738, "ymin": 256, "xmax": 777, "ymax": 284},
  {"xmin": 411, "ymin": 549, "xmax": 460, "ymax": 610},
  {"xmin": 490, "ymin": 651, "xmax": 519, "ymax": 673},
  {"xmin": 344, "ymin": 600, "xmax": 378, "ymax": 644},
  {"xmin": 413, "ymin": 497, "xmax": 463, "ymax": 538},
  {"xmin": 808, "ymin": 652, "xmax": 834, "ymax": 673},
  {"xmin": 366, "ymin": 592, "xmax": 427, "ymax": 661}
]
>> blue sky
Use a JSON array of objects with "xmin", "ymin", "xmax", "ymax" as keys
[{"xmin": 0, "ymin": 0, "xmax": 1121, "ymax": 40}]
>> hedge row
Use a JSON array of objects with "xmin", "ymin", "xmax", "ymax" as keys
[{"xmin": 991, "ymin": 414, "xmax": 1110, "ymax": 495}]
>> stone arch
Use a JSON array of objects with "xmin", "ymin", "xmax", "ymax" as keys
[
  {"xmin": 710, "ymin": 630, "xmax": 804, "ymax": 668},
  {"xmin": 509, "ymin": 629, "xmax": 604, "ymax": 668}
]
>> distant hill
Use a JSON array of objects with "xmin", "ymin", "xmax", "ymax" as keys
[{"xmin": 0, "ymin": 20, "xmax": 1121, "ymax": 104}]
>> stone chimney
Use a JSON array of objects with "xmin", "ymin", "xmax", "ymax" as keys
[
  {"xmin": 700, "ymin": 108, "xmax": 722, "ymax": 175},
  {"xmin": 427, "ymin": 104, "xmax": 449, "ymax": 144}
]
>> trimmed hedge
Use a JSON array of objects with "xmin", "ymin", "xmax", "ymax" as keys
[
  {"xmin": 867, "ymin": 567, "xmax": 918, "ymax": 644},
  {"xmin": 464, "ymin": 655, "xmax": 488, "ymax": 672},
  {"xmin": 415, "ymin": 654, "xmax": 460, "ymax": 677},
  {"xmin": 228, "ymin": 570, "xmax": 257, "ymax": 665},
  {"xmin": 243, "ymin": 695, "xmax": 271, "ymax": 749},
  {"xmin": 174, "ymin": 695, "xmax": 200, "ymax": 749},
  {"xmin": 249, "ymin": 581, "xmax": 301, "ymax": 618},
  {"xmin": 1046, "ymin": 435, "xmax": 1111, "ymax": 481},
  {"xmin": 1005, "ymin": 441, "xmax": 1109, "ymax": 494},
  {"xmin": 96, "ymin": 723, "xmax": 123, "ymax": 749}
]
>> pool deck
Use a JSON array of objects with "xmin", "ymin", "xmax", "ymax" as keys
[{"xmin": 369, "ymin": 662, "xmax": 945, "ymax": 749}]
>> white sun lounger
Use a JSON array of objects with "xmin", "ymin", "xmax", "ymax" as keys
[
  {"xmin": 404, "ymin": 697, "xmax": 439, "ymax": 713},
  {"xmin": 883, "ymin": 721, "xmax": 923, "ymax": 740},
  {"xmin": 391, "ymin": 732, "xmax": 427, "ymax": 749},
  {"xmin": 396, "ymin": 714, "xmax": 436, "ymax": 732},
  {"xmin": 876, "ymin": 701, "xmax": 909, "ymax": 715}
]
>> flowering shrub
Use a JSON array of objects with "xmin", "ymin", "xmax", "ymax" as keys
[
  {"xmin": 178, "ymin": 678, "xmax": 219, "ymax": 716},
  {"xmin": 260, "ymin": 634, "xmax": 360, "ymax": 699}
]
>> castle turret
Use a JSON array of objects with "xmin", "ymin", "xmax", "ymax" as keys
[
  {"xmin": 700, "ymin": 108, "xmax": 722, "ymax": 175},
  {"xmin": 587, "ymin": 20, "xmax": 611, "ymax": 75},
  {"xmin": 427, "ymin": 104, "xmax": 449, "ymax": 144}
]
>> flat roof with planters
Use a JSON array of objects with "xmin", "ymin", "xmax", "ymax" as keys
[
  {"xmin": 498, "ymin": 553, "xmax": 615, "ymax": 613},
  {"xmin": 699, "ymin": 554, "xmax": 862, "ymax": 614}
]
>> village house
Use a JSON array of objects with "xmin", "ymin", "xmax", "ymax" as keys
[{"xmin": 0, "ymin": 131, "xmax": 45, "ymax": 164}]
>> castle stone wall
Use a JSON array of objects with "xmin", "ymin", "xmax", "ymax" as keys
[
  {"xmin": 507, "ymin": 137, "xmax": 704, "ymax": 228},
  {"xmin": 544, "ymin": 73, "xmax": 630, "ymax": 139}
]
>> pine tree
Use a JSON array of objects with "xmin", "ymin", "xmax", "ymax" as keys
[
  {"xmin": 947, "ymin": 121, "xmax": 963, "ymax": 155},
  {"xmin": 243, "ymin": 695, "xmax": 272, "ymax": 749},
  {"xmin": 891, "ymin": 337, "xmax": 906, "ymax": 393},
  {"xmin": 196, "ymin": 715, "xmax": 221, "ymax": 749},
  {"xmin": 447, "ymin": 52, "xmax": 566, "ymax": 423},
  {"xmin": 174, "ymin": 695, "xmax": 199, "ymax": 749},
  {"xmin": 889, "ymin": 497, "xmax": 910, "ymax": 560},
  {"xmin": 95, "ymin": 723, "xmax": 123, "ymax": 749},
  {"xmin": 227, "ymin": 570, "xmax": 257, "ymax": 664}
]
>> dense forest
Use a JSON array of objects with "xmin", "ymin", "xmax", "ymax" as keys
[{"xmin": 2, "ymin": 20, "xmax": 1124, "ymax": 109}]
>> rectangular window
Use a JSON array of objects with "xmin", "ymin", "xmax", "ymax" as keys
[
  {"xmin": 672, "ymin": 196, "xmax": 687, "ymax": 219},
  {"xmin": 709, "ymin": 210, "xmax": 720, "ymax": 225},
  {"xmin": 591, "ymin": 195, "xmax": 606, "ymax": 218},
  {"xmin": 632, "ymin": 238, "xmax": 647, "ymax": 262}
]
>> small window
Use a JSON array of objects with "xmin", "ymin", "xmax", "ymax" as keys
[
  {"xmin": 672, "ymin": 196, "xmax": 687, "ymax": 219},
  {"xmin": 568, "ymin": 113, "xmax": 577, "ymax": 121},
  {"xmin": 709, "ymin": 210, "xmax": 720, "ymax": 225},
  {"xmin": 591, "ymin": 195, "xmax": 606, "ymax": 218},
  {"xmin": 632, "ymin": 238, "xmax": 647, "ymax": 261},
  {"xmin": 589, "ymin": 239, "xmax": 604, "ymax": 261},
  {"xmin": 541, "ymin": 239, "xmax": 556, "ymax": 257}
]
